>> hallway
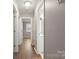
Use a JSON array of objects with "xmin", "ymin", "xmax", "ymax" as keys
[
  {"xmin": 13, "ymin": 39, "xmax": 42, "ymax": 59},
  {"xmin": 13, "ymin": 0, "xmax": 44, "ymax": 59}
]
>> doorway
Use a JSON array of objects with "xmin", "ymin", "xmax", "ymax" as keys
[{"xmin": 22, "ymin": 17, "xmax": 32, "ymax": 40}]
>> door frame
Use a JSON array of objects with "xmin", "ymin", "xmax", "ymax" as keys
[{"xmin": 20, "ymin": 17, "xmax": 32, "ymax": 41}]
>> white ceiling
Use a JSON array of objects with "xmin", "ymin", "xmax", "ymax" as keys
[{"xmin": 14, "ymin": 0, "xmax": 40, "ymax": 17}]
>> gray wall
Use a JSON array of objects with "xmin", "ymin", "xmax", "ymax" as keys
[{"xmin": 45, "ymin": 0, "xmax": 65, "ymax": 59}]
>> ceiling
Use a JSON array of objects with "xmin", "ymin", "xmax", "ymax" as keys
[{"xmin": 14, "ymin": 0, "xmax": 40, "ymax": 17}]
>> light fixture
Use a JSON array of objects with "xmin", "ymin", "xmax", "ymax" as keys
[{"xmin": 24, "ymin": 1, "xmax": 32, "ymax": 7}]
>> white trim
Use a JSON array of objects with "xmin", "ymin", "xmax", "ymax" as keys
[
  {"xmin": 20, "ymin": 17, "xmax": 32, "ymax": 20},
  {"xmin": 35, "ymin": 0, "xmax": 44, "ymax": 14},
  {"xmin": 13, "ymin": 1, "xmax": 19, "ymax": 16},
  {"xmin": 40, "ymin": 53, "xmax": 44, "ymax": 59},
  {"xmin": 34, "ymin": 47, "xmax": 44, "ymax": 59}
]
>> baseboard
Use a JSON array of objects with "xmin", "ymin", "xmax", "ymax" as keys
[{"xmin": 34, "ymin": 48, "xmax": 44, "ymax": 59}]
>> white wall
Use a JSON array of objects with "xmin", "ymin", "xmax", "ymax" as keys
[
  {"xmin": 32, "ymin": 16, "xmax": 37, "ymax": 47},
  {"xmin": 34, "ymin": 1, "xmax": 44, "ymax": 54},
  {"xmin": 13, "ymin": 11, "xmax": 19, "ymax": 52},
  {"xmin": 13, "ymin": 3, "xmax": 23, "ymax": 52},
  {"xmin": 18, "ymin": 17, "xmax": 23, "ymax": 45}
]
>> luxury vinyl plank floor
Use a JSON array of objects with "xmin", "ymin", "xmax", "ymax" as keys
[{"xmin": 13, "ymin": 39, "xmax": 42, "ymax": 59}]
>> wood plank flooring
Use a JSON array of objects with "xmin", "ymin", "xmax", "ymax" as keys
[{"xmin": 13, "ymin": 39, "xmax": 42, "ymax": 59}]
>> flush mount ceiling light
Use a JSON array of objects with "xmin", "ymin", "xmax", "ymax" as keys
[{"xmin": 24, "ymin": 1, "xmax": 32, "ymax": 7}]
